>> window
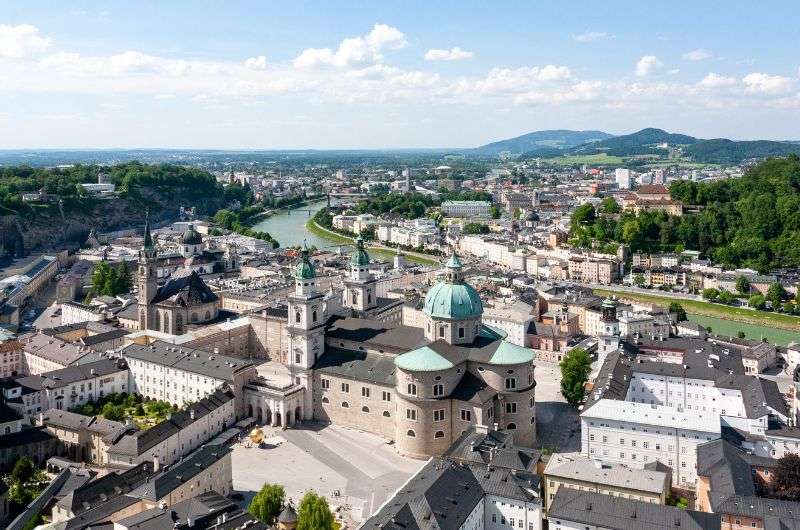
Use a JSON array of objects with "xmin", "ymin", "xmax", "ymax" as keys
[
  {"xmin": 406, "ymin": 409, "xmax": 417, "ymax": 421},
  {"xmin": 321, "ymin": 378, "xmax": 330, "ymax": 390},
  {"xmin": 434, "ymin": 409, "xmax": 445, "ymax": 422},
  {"xmin": 362, "ymin": 406, "xmax": 370, "ymax": 413},
  {"xmin": 341, "ymin": 383, "xmax": 350, "ymax": 393},
  {"xmin": 432, "ymin": 384, "xmax": 444, "ymax": 397},
  {"xmin": 322, "ymin": 397, "xmax": 329, "ymax": 404},
  {"xmin": 382, "ymin": 391, "xmax": 391, "ymax": 401},
  {"xmin": 312, "ymin": 310, "xmax": 317, "ymax": 322},
  {"xmin": 507, "ymin": 423, "xmax": 516, "ymax": 430},
  {"xmin": 406, "ymin": 430, "xmax": 415, "ymax": 437},
  {"xmin": 506, "ymin": 402, "xmax": 517, "ymax": 414},
  {"xmin": 458, "ymin": 327, "xmax": 465, "ymax": 338},
  {"xmin": 434, "ymin": 430, "xmax": 444, "ymax": 438},
  {"xmin": 460, "ymin": 409, "xmax": 471, "ymax": 421},
  {"xmin": 407, "ymin": 383, "xmax": 417, "ymax": 396},
  {"xmin": 439, "ymin": 327, "xmax": 445, "ymax": 338},
  {"xmin": 382, "ymin": 411, "xmax": 390, "ymax": 417},
  {"xmin": 341, "ymin": 402, "xmax": 349, "ymax": 408},
  {"xmin": 505, "ymin": 377, "xmax": 516, "ymax": 389},
  {"xmin": 295, "ymin": 353, "xmax": 302, "ymax": 364},
  {"xmin": 362, "ymin": 387, "xmax": 370, "ymax": 398}
]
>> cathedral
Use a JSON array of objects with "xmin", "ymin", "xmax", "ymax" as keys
[
  {"xmin": 249, "ymin": 238, "xmax": 538, "ymax": 459},
  {"xmin": 137, "ymin": 215, "xmax": 220, "ymax": 334}
]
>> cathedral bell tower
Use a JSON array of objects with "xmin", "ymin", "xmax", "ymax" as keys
[
  {"xmin": 137, "ymin": 211, "xmax": 158, "ymax": 331},
  {"xmin": 343, "ymin": 236, "xmax": 377, "ymax": 312},
  {"xmin": 597, "ymin": 296, "xmax": 620, "ymax": 366},
  {"xmin": 287, "ymin": 242, "xmax": 325, "ymax": 421}
]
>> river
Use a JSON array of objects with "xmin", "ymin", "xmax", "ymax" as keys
[{"xmin": 251, "ymin": 201, "xmax": 330, "ymax": 249}]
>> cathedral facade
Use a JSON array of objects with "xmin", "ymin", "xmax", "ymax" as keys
[{"xmin": 258, "ymin": 239, "xmax": 538, "ymax": 459}]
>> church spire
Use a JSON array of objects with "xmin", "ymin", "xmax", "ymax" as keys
[{"xmin": 143, "ymin": 209, "xmax": 153, "ymax": 249}]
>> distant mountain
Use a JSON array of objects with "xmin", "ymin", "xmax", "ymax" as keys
[
  {"xmin": 516, "ymin": 127, "xmax": 800, "ymax": 164},
  {"xmin": 472, "ymin": 129, "xmax": 613, "ymax": 155},
  {"xmin": 568, "ymin": 128, "xmax": 698, "ymax": 157}
]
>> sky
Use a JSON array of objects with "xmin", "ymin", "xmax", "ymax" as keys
[{"xmin": 1, "ymin": 1, "xmax": 799, "ymax": 149}]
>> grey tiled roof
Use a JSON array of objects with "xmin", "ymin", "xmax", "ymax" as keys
[
  {"xmin": 314, "ymin": 347, "xmax": 397, "ymax": 386},
  {"xmin": 131, "ymin": 445, "xmax": 231, "ymax": 501},
  {"xmin": 547, "ymin": 488, "xmax": 721, "ymax": 530},
  {"xmin": 122, "ymin": 341, "xmax": 253, "ymax": 381}
]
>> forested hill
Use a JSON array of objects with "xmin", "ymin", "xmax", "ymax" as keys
[
  {"xmin": 0, "ymin": 163, "xmax": 250, "ymax": 256},
  {"xmin": 517, "ymin": 127, "xmax": 800, "ymax": 164},
  {"xmin": 570, "ymin": 155, "xmax": 800, "ymax": 271},
  {"xmin": 472, "ymin": 129, "xmax": 613, "ymax": 155}
]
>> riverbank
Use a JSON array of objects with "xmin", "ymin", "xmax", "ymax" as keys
[
  {"xmin": 593, "ymin": 287, "xmax": 800, "ymax": 334},
  {"xmin": 305, "ymin": 219, "xmax": 441, "ymax": 266}
]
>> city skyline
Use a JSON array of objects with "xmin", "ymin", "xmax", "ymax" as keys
[{"xmin": 1, "ymin": 0, "xmax": 799, "ymax": 149}]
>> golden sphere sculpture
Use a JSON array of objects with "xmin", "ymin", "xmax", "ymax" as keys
[{"xmin": 249, "ymin": 428, "xmax": 264, "ymax": 444}]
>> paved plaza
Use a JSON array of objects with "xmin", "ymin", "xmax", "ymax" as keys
[
  {"xmin": 231, "ymin": 422, "xmax": 424, "ymax": 525},
  {"xmin": 533, "ymin": 359, "xmax": 581, "ymax": 453}
]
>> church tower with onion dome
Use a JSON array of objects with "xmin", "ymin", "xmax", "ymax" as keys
[{"xmin": 343, "ymin": 236, "xmax": 378, "ymax": 313}]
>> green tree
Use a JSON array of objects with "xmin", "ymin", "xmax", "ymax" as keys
[
  {"xmin": 11, "ymin": 456, "xmax": 35, "ymax": 485},
  {"xmin": 748, "ymin": 294, "xmax": 766, "ymax": 310},
  {"xmin": 599, "ymin": 197, "xmax": 620, "ymax": 214},
  {"xmin": 735, "ymin": 275, "xmax": 751, "ymax": 295},
  {"xmin": 772, "ymin": 454, "xmax": 800, "ymax": 501},
  {"xmin": 717, "ymin": 289, "xmax": 735, "ymax": 305},
  {"xmin": 490, "ymin": 205, "xmax": 501, "ymax": 219},
  {"xmin": 767, "ymin": 282, "xmax": 787, "ymax": 308},
  {"xmin": 702, "ymin": 288, "xmax": 719, "ymax": 301},
  {"xmin": 560, "ymin": 348, "xmax": 592, "ymax": 407},
  {"xmin": 570, "ymin": 203, "xmax": 596, "ymax": 231},
  {"xmin": 737, "ymin": 331, "xmax": 746, "ymax": 339},
  {"xmin": 296, "ymin": 491, "xmax": 335, "ymax": 530},
  {"xmin": 248, "ymin": 484, "xmax": 286, "ymax": 524},
  {"xmin": 668, "ymin": 302, "xmax": 687, "ymax": 322},
  {"xmin": 463, "ymin": 223, "xmax": 490, "ymax": 235},
  {"xmin": 633, "ymin": 274, "xmax": 645, "ymax": 287}
]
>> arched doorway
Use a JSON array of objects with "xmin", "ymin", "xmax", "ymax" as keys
[
  {"xmin": 247, "ymin": 404, "xmax": 253, "ymax": 418},
  {"xmin": 275, "ymin": 412, "xmax": 282, "ymax": 427},
  {"xmin": 264, "ymin": 407, "xmax": 272, "ymax": 425},
  {"xmin": 295, "ymin": 406, "xmax": 302, "ymax": 424},
  {"xmin": 256, "ymin": 406, "xmax": 263, "ymax": 423}
]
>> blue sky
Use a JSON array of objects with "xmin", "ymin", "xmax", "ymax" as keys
[{"xmin": 1, "ymin": 1, "xmax": 799, "ymax": 148}]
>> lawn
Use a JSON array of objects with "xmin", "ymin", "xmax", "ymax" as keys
[
  {"xmin": 71, "ymin": 393, "xmax": 176, "ymax": 429},
  {"xmin": 593, "ymin": 288, "xmax": 800, "ymax": 334},
  {"xmin": 545, "ymin": 153, "xmax": 625, "ymax": 166},
  {"xmin": 305, "ymin": 219, "xmax": 441, "ymax": 266}
]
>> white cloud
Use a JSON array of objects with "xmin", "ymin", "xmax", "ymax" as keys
[
  {"xmin": 698, "ymin": 72, "xmax": 737, "ymax": 88},
  {"xmin": 294, "ymin": 23, "xmax": 406, "ymax": 69},
  {"xmin": 424, "ymin": 47, "xmax": 473, "ymax": 61},
  {"xmin": 244, "ymin": 55, "xmax": 267, "ymax": 70},
  {"xmin": 743, "ymin": 72, "xmax": 794, "ymax": 95},
  {"xmin": 41, "ymin": 50, "xmax": 193, "ymax": 77},
  {"xmin": 682, "ymin": 49, "xmax": 713, "ymax": 61},
  {"xmin": 0, "ymin": 24, "xmax": 51, "ymax": 58},
  {"xmin": 573, "ymin": 31, "xmax": 609, "ymax": 43},
  {"xmin": 635, "ymin": 55, "xmax": 663, "ymax": 77}
]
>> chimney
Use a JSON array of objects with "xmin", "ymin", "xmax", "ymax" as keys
[{"xmin": 190, "ymin": 409, "xmax": 196, "ymax": 421}]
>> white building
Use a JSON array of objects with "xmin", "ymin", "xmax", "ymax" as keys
[
  {"xmin": 441, "ymin": 200, "xmax": 492, "ymax": 218},
  {"xmin": 615, "ymin": 168, "xmax": 631, "ymax": 189}
]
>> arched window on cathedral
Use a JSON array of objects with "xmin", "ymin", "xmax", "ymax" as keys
[
  {"xmin": 295, "ymin": 311, "xmax": 301, "ymax": 324},
  {"xmin": 154, "ymin": 310, "xmax": 161, "ymax": 331},
  {"xmin": 175, "ymin": 314, "xmax": 183, "ymax": 335},
  {"xmin": 204, "ymin": 310, "xmax": 210, "ymax": 321},
  {"xmin": 191, "ymin": 312, "xmax": 198, "ymax": 322},
  {"xmin": 367, "ymin": 292, "xmax": 372, "ymax": 304},
  {"xmin": 312, "ymin": 310, "xmax": 317, "ymax": 322},
  {"xmin": 352, "ymin": 292, "xmax": 358, "ymax": 305},
  {"xmin": 139, "ymin": 309, "xmax": 146, "ymax": 329}
]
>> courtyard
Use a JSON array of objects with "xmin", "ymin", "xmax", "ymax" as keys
[
  {"xmin": 231, "ymin": 422, "xmax": 424, "ymax": 526},
  {"xmin": 533, "ymin": 359, "xmax": 581, "ymax": 453}
]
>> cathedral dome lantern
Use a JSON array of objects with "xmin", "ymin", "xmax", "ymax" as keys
[{"xmin": 423, "ymin": 252, "xmax": 483, "ymax": 344}]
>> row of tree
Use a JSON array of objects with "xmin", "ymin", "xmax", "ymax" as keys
[{"xmin": 249, "ymin": 483, "xmax": 336, "ymax": 529}]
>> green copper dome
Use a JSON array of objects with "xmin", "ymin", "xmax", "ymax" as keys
[
  {"xmin": 294, "ymin": 243, "xmax": 316, "ymax": 280},
  {"xmin": 350, "ymin": 236, "xmax": 371, "ymax": 266},
  {"xmin": 181, "ymin": 224, "xmax": 203, "ymax": 245},
  {"xmin": 423, "ymin": 251, "xmax": 482, "ymax": 320}
]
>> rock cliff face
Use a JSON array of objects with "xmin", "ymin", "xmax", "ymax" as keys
[{"xmin": 3, "ymin": 190, "xmax": 222, "ymax": 256}]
